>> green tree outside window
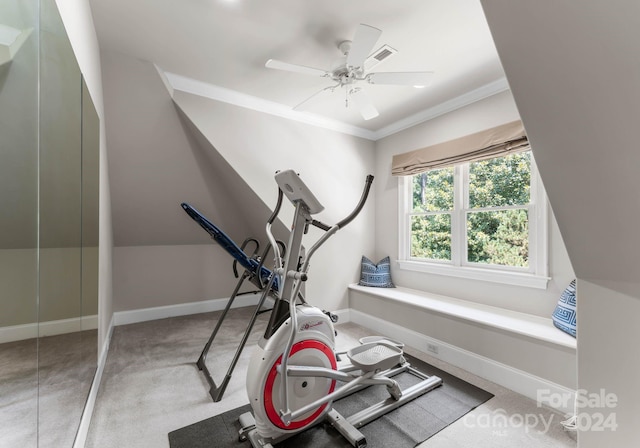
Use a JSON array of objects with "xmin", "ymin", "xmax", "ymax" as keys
[{"xmin": 409, "ymin": 152, "xmax": 531, "ymax": 268}]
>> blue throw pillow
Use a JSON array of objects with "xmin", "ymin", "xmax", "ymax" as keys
[
  {"xmin": 358, "ymin": 256, "xmax": 395, "ymax": 288},
  {"xmin": 552, "ymin": 279, "xmax": 577, "ymax": 337}
]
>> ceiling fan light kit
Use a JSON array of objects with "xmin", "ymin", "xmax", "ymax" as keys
[{"xmin": 265, "ymin": 23, "xmax": 434, "ymax": 120}]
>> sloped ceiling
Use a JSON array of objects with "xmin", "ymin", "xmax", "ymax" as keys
[
  {"xmin": 173, "ymin": 104, "xmax": 291, "ymax": 246},
  {"xmin": 101, "ymin": 50, "xmax": 265, "ymax": 247}
]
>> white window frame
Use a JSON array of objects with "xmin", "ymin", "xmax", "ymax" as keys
[{"xmin": 397, "ymin": 152, "xmax": 549, "ymax": 289}]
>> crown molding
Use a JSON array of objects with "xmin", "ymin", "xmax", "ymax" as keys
[
  {"xmin": 162, "ymin": 70, "xmax": 377, "ymax": 140},
  {"xmin": 159, "ymin": 68, "xmax": 509, "ymax": 142}
]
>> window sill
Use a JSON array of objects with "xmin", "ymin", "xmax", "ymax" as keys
[
  {"xmin": 348, "ymin": 283, "xmax": 576, "ymax": 350},
  {"xmin": 397, "ymin": 260, "xmax": 550, "ymax": 289}
]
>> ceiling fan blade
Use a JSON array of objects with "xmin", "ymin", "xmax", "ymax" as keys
[
  {"xmin": 350, "ymin": 89, "xmax": 379, "ymax": 121},
  {"xmin": 346, "ymin": 24, "xmax": 382, "ymax": 69},
  {"xmin": 265, "ymin": 59, "xmax": 328, "ymax": 77},
  {"xmin": 293, "ymin": 84, "xmax": 338, "ymax": 111},
  {"xmin": 367, "ymin": 71, "xmax": 435, "ymax": 87}
]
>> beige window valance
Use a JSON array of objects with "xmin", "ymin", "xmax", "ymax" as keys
[{"xmin": 391, "ymin": 120, "xmax": 529, "ymax": 176}]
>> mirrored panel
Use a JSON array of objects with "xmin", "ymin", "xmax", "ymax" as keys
[
  {"xmin": 38, "ymin": 0, "xmax": 98, "ymax": 445},
  {"xmin": 0, "ymin": 0, "xmax": 40, "ymax": 446},
  {"xmin": 0, "ymin": 1, "xmax": 99, "ymax": 445}
]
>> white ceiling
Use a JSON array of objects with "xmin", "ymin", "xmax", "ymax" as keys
[{"xmin": 90, "ymin": 0, "xmax": 506, "ymax": 134}]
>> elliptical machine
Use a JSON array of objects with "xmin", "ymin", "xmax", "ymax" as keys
[{"xmin": 239, "ymin": 170, "xmax": 442, "ymax": 448}]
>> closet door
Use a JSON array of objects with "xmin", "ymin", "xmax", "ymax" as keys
[
  {"xmin": 0, "ymin": 2, "xmax": 99, "ymax": 445},
  {"xmin": 38, "ymin": 0, "xmax": 96, "ymax": 445}
]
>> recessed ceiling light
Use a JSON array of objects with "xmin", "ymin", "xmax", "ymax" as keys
[{"xmin": 218, "ymin": 0, "xmax": 242, "ymax": 10}]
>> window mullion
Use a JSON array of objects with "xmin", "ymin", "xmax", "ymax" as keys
[
  {"xmin": 461, "ymin": 164, "xmax": 470, "ymax": 267},
  {"xmin": 451, "ymin": 164, "xmax": 466, "ymax": 267},
  {"xmin": 398, "ymin": 176, "xmax": 410, "ymax": 261}
]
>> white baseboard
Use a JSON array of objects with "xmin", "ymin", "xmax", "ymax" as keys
[
  {"xmin": 0, "ymin": 315, "xmax": 99, "ymax": 344},
  {"xmin": 0, "ymin": 322, "xmax": 37, "ymax": 343},
  {"xmin": 349, "ymin": 309, "xmax": 576, "ymax": 415},
  {"xmin": 73, "ymin": 316, "xmax": 114, "ymax": 448},
  {"xmin": 39, "ymin": 315, "xmax": 99, "ymax": 336},
  {"xmin": 113, "ymin": 294, "xmax": 264, "ymax": 326},
  {"xmin": 332, "ymin": 308, "xmax": 351, "ymax": 324}
]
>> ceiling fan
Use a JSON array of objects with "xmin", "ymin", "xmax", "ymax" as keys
[{"xmin": 265, "ymin": 23, "xmax": 434, "ymax": 120}]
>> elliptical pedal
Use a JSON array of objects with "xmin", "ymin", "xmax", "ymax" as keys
[{"xmin": 347, "ymin": 342, "xmax": 403, "ymax": 372}]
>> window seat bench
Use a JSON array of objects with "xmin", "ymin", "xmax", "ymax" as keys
[{"xmin": 348, "ymin": 284, "xmax": 576, "ymax": 351}]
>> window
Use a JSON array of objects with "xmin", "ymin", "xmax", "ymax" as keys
[{"xmin": 398, "ymin": 150, "xmax": 549, "ymax": 288}]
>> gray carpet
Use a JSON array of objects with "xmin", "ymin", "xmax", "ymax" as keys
[
  {"xmin": 0, "ymin": 330, "xmax": 97, "ymax": 447},
  {"xmin": 168, "ymin": 354, "xmax": 493, "ymax": 448}
]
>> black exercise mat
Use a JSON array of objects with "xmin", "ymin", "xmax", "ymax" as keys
[{"xmin": 169, "ymin": 354, "xmax": 493, "ymax": 448}]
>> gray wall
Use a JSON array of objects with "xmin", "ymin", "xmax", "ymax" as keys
[
  {"xmin": 102, "ymin": 50, "xmax": 376, "ymax": 312},
  {"xmin": 102, "ymin": 50, "xmax": 261, "ymax": 311},
  {"xmin": 171, "ymin": 90, "xmax": 377, "ymax": 311},
  {"xmin": 102, "ymin": 51, "xmax": 265, "ymax": 248}
]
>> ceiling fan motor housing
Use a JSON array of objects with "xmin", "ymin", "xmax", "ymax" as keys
[{"xmin": 331, "ymin": 41, "xmax": 365, "ymax": 86}]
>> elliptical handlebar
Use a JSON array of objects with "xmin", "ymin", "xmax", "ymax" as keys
[
  {"xmin": 265, "ymin": 171, "xmax": 375, "ymax": 291},
  {"xmin": 267, "ymin": 188, "xmax": 284, "ymax": 225},
  {"xmin": 265, "ymin": 188, "xmax": 285, "ymax": 279},
  {"xmin": 310, "ymin": 174, "xmax": 374, "ymax": 232},
  {"xmin": 262, "ymin": 171, "xmax": 375, "ymax": 339},
  {"xmin": 337, "ymin": 174, "xmax": 374, "ymax": 229}
]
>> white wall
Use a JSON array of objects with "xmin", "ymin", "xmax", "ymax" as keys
[
  {"xmin": 374, "ymin": 90, "xmax": 575, "ymax": 317},
  {"xmin": 55, "ymin": 0, "xmax": 113, "ymax": 352},
  {"xmin": 172, "ymin": 91, "xmax": 377, "ymax": 311}
]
